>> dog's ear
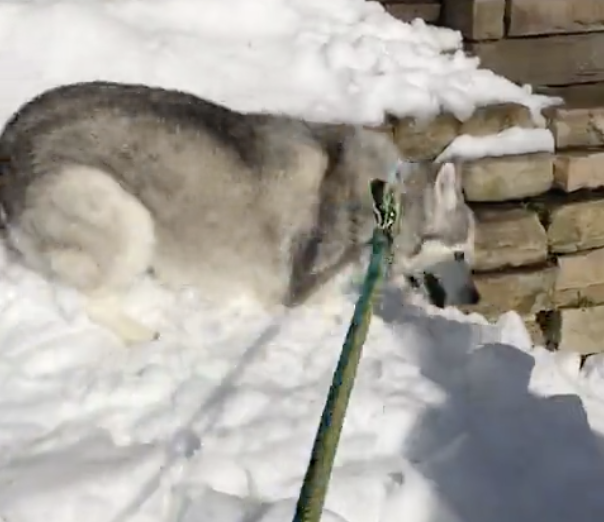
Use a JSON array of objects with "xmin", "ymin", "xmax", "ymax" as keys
[{"xmin": 434, "ymin": 162, "xmax": 460, "ymax": 212}]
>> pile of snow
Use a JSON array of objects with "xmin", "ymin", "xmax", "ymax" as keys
[
  {"xmin": 2, "ymin": 247, "xmax": 604, "ymax": 522},
  {"xmin": 0, "ymin": 1, "xmax": 602, "ymax": 522},
  {"xmin": 437, "ymin": 126, "xmax": 555, "ymax": 162},
  {"xmin": 0, "ymin": 0, "xmax": 558, "ymax": 127}
]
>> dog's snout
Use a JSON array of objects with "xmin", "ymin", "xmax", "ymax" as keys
[
  {"xmin": 456, "ymin": 283, "xmax": 480, "ymax": 306},
  {"xmin": 467, "ymin": 286, "xmax": 480, "ymax": 305},
  {"xmin": 421, "ymin": 257, "xmax": 480, "ymax": 309}
]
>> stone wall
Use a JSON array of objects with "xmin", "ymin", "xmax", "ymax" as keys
[
  {"xmin": 379, "ymin": 0, "xmax": 604, "ymax": 88},
  {"xmin": 439, "ymin": 0, "xmax": 604, "ymax": 355},
  {"xmin": 463, "ymin": 93, "xmax": 604, "ymax": 356},
  {"xmin": 451, "ymin": 0, "xmax": 604, "ymax": 88},
  {"xmin": 382, "ymin": 98, "xmax": 604, "ymax": 355}
]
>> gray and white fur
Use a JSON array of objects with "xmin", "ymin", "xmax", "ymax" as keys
[{"xmin": 0, "ymin": 81, "xmax": 479, "ymax": 343}]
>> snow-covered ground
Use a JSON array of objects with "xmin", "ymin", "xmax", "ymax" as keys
[{"xmin": 0, "ymin": 1, "xmax": 603, "ymax": 521}]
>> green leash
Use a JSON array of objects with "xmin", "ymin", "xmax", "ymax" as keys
[{"xmin": 292, "ymin": 174, "xmax": 402, "ymax": 522}]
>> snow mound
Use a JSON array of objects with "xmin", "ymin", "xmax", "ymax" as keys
[{"xmin": 0, "ymin": 0, "xmax": 557, "ymax": 127}]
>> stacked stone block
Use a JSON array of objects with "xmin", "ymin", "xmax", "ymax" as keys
[
  {"xmin": 460, "ymin": 88, "xmax": 604, "ymax": 355},
  {"xmin": 375, "ymin": 92, "xmax": 604, "ymax": 355},
  {"xmin": 443, "ymin": 0, "xmax": 604, "ymax": 88},
  {"xmin": 380, "ymin": 0, "xmax": 604, "ymax": 88}
]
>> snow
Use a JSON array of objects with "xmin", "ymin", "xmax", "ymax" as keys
[
  {"xmin": 0, "ymin": 1, "xmax": 603, "ymax": 522},
  {"xmin": 437, "ymin": 127, "xmax": 555, "ymax": 163},
  {"xmin": 0, "ymin": 0, "xmax": 560, "ymax": 129}
]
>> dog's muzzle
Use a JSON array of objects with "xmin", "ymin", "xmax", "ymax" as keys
[{"xmin": 420, "ymin": 256, "xmax": 480, "ymax": 309}]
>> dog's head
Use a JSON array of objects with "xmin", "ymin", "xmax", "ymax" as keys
[{"xmin": 389, "ymin": 161, "xmax": 480, "ymax": 308}]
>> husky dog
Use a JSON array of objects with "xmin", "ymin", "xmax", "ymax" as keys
[{"xmin": 0, "ymin": 81, "xmax": 479, "ymax": 343}]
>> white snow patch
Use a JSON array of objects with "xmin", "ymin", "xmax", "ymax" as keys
[{"xmin": 437, "ymin": 127, "xmax": 556, "ymax": 163}]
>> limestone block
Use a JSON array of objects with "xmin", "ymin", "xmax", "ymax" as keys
[
  {"xmin": 384, "ymin": 0, "xmax": 440, "ymax": 23},
  {"xmin": 548, "ymin": 200, "xmax": 604, "ymax": 254},
  {"xmin": 473, "ymin": 209, "xmax": 548, "ymax": 271},
  {"xmin": 469, "ymin": 33, "xmax": 604, "ymax": 86},
  {"xmin": 554, "ymin": 150, "xmax": 604, "ymax": 192},
  {"xmin": 464, "ymin": 267, "xmax": 556, "ymax": 317},
  {"xmin": 508, "ymin": 0, "xmax": 604, "ymax": 36},
  {"xmin": 392, "ymin": 103, "xmax": 536, "ymax": 161},
  {"xmin": 462, "ymin": 153, "xmax": 553, "ymax": 202},
  {"xmin": 442, "ymin": 0, "xmax": 505, "ymax": 41},
  {"xmin": 555, "ymin": 307, "xmax": 604, "ymax": 354},
  {"xmin": 555, "ymin": 248, "xmax": 604, "ymax": 307},
  {"xmin": 459, "ymin": 103, "xmax": 536, "ymax": 136},
  {"xmin": 393, "ymin": 113, "xmax": 461, "ymax": 161},
  {"xmin": 545, "ymin": 84, "xmax": 604, "ymax": 148}
]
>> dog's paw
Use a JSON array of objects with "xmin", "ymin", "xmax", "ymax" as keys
[
  {"xmin": 85, "ymin": 295, "xmax": 159, "ymax": 346},
  {"xmin": 108, "ymin": 314, "xmax": 159, "ymax": 346}
]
